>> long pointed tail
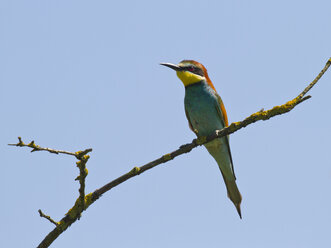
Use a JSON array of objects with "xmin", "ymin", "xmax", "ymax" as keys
[
  {"xmin": 223, "ymin": 178, "xmax": 242, "ymax": 219},
  {"xmin": 204, "ymin": 139, "xmax": 242, "ymax": 218}
]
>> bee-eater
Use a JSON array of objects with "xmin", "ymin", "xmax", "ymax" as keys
[{"xmin": 161, "ymin": 60, "xmax": 242, "ymax": 218}]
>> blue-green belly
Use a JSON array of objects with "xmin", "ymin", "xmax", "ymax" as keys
[
  {"xmin": 184, "ymin": 82, "xmax": 223, "ymax": 136},
  {"xmin": 184, "ymin": 82, "xmax": 235, "ymax": 178}
]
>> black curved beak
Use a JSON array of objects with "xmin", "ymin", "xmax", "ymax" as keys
[{"xmin": 160, "ymin": 62, "xmax": 182, "ymax": 71}]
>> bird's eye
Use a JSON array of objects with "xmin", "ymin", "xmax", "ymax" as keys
[{"xmin": 188, "ymin": 66, "xmax": 195, "ymax": 72}]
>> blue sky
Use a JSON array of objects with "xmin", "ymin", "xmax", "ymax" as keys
[{"xmin": 1, "ymin": 0, "xmax": 331, "ymax": 247}]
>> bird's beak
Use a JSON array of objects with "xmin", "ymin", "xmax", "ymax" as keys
[{"xmin": 160, "ymin": 62, "xmax": 182, "ymax": 71}]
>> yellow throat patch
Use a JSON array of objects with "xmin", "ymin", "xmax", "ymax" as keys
[{"xmin": 176, "ymin": 71, "xmax": 205, "ymax": 87}]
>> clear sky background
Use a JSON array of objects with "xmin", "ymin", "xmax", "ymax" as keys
[{"xmin": 1, "ymin": 1, "xmax": 331, "ymax": 247}]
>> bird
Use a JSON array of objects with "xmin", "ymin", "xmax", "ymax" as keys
[{"xmin": 160, "ymin": 60, "xmax": 242, "ymax": 218}]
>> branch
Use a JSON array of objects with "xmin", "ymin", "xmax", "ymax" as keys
[
  {"xmin": 8, "ymin": 137, "xmax": 92, "ymax": 159},
  {"xmin": 10, "ymin": 58, "xmax": 330, "ymax": 248},
  {"xmin": 92, "ymin": 57, "xmax": 331, "ymax": 197},
  {"xmin": 38, "ymin": 210, "xmax": 59, "ymax": 226},
  {"xmin": 9, "ymin": 138, "xmax": 92, "ymax": 248}
]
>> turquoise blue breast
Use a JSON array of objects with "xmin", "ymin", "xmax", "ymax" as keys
[{"xmin": 184, "ymin": 82, "xmax": 224, "ymax": 136}]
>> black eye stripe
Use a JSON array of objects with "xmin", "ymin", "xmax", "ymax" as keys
[
  {"xmin": 182, "ymin": 66, "xmax": 194, "ymax": 71},
  {"xmin": 182, "ymin": 66, "xmax": 204, "ymax": 76}
]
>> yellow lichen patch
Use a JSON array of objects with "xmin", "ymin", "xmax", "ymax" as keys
[
  {"xmin": 65, "ymin": 203, "xmax": 79, "ymax": 219},
  {"xmin": 163, "ymin": 153, "xmax": 172, "ymax": 161},
  {"xmin": 231, "ymin": 122, "xmax": 241, "ymax": 127},
  {"xmin": 130, "ymin": 166, "xmax": 140, "ymax": 175},
  {"xmin": 285, "ymin": 98, "xmax": 299, "ymax": 107},
  {"xmin": 84, "ymin": 193, "xmax": 93, "ymax": 209},
  {"xmin": 75, "ymin": 151, "xmax": 91, "ymax": 160},
  {"xmin": 75, "ymin": 150, "xmax": 83, "ymax": 155},
  {"xmin": 82, "ymin": 155, "xmax": 90, "ymax": 161},
  {"xmin": 28, "ymin": 141, "xmax": 35, "ymax": 147},
  {"xmin": 76, "ymin": 163, "xmax": 83, "ymax": 170},
  {"xmin": 57, "ymin": 194, "xmax": 95, "ymax": 231}
]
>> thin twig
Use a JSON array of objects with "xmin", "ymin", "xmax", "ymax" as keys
[
  {"xmin": 38, "ymin": 210, "xmax": 58, "ymax": 226},
  {"xmin": 298, "ymin": 58, "xmax": 331, "ymax": 98},
  {"xmin": 75, "ymin": 153, "xmax": 90, "ymax": 217},
  {"xmin": 8, "ymin": 137, "xmax": 92, "ymax": 158}
]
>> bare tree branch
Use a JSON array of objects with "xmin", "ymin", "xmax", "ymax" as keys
[
  {"xmin": 8, "ymin": 137, "xmax": 92, "ymax": 159},
  {"xmin": 10, "ymin": 58, "xmax": 331, "ymax": 248}
]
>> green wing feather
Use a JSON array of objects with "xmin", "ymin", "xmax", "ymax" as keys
[
  {"xmin": 184, "ymin": 108, "xmax": 194, "ymax": 132},
  {"xmin": 214, "ymin": 93, "xmax": 236, "ymax": 179}
]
